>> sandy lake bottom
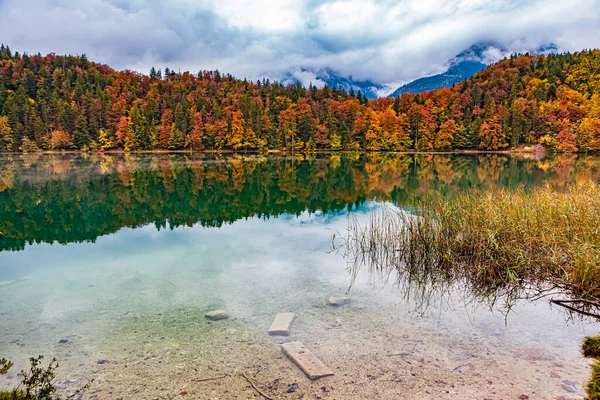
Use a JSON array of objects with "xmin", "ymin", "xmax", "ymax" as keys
[{"xmin": 1, "ymin": 206, "xmax": 599, "ymax": 400}]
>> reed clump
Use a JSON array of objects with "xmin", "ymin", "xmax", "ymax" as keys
[
  {"xmin": 341, "ymin": 182, "xmax": 600, "ymax": 311},
  {"xmin": 584, "ymin": 336, "xmax": 600, "ymax": 358},
  {"xmin": 588, "ymin": 361, "xmax": 600, "ymax": 400}
]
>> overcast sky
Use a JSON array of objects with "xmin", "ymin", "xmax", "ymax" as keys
[{"xmin": 0, "ymin": 0, "xmax": 599, "ymax": 87}]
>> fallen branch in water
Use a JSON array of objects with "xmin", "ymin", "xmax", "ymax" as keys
[
  {"xmin": 550, "ymin": 298, "xmax": 600, "ymax": 308},
  {"xmin": 241, "ymin": 372, "xmax": 278, "ymax": 400},
  {"xmin": 550, "ymin": 299, "xmax": 600, "ymax": 319}
]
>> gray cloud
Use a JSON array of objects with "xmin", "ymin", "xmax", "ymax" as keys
[{"xmin": 1, "ymin": 0, "xmax": 599, "ymax": 86}]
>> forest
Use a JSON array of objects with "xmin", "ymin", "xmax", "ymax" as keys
[{"xmin": 0, "ymin": 45, "xmax": 599, "ymax": 153}]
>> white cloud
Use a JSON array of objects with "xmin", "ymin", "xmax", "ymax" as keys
[
  {"xmin": 288, "ymin": 68, "xmax": 327, "ymax": 88},
  {"xmin": 0, "ymin": 0, "xmax": 598, "ymax": 86}
]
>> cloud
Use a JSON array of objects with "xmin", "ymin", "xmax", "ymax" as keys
[{"xmin": 0, "ymin": 0, "xmax": 599, "ymax": 86}]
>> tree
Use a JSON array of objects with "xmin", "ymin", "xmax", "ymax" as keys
[
  {"xmin": 509, "ymin": 99, "xmax": 526, "ymax": 147},
  {"xmin": 51, "ymin": 130, "xmax": 73, "ymax": 150},
  {"xmin": 479, "ymin": 117, "xmax": 508, "ymax": 150},
  {"xmin": 435, "ymin": 119, "xmax": 456, "ymax": 151},
  {"xmin": 168, "ymin": 125, "xmax": 184, "ymax": 150},
  {"xmin": 159, "ymin": 109, "xmax": 174, "ymax": 149},
  {"xmin": 73, "ymin": 111, "xmax": 90, "ymax": 149},
  {"xmin": 98, "ymin": 128, "xmax": 116, "ymax": 150},
  {"xmin": 330, "ymin": 133, "xmax": 342, "ymax": 151},
  {"xmin": 577, "ymin": 118, "xmax": 600, "ymax": 152},
  {"xmin": 116, "ymin": 116, "xmax": 136, "ymax": 151},
  {"xmin": 415, "ymin": 107, "xmax": 437, "ymax": 151},
  {"xmin": 0, "ymin": 116, "xmax": 13, "ymax": 151},
  {"xmin": 228, "ymin": 110, "xmax": 244, "ymax": 150},
  {"xmin": 189, "ymin": 112, "xmax": 204, "ymax": 150},
  {"xmin": 277, "ymin": 106, "xmax": 296, "ymax": 150}
]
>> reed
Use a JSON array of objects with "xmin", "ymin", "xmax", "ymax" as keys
[{"xmin": 339, "ymin": 182, "xmax": 600, "ymax": 314}]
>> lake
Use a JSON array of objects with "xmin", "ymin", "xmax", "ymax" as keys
[{"xmin": 1, "ymin": 152, "xmax": 600, "ymax": 399}]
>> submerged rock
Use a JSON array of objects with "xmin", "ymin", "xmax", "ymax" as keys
[
  {"xmin": 205, "ymin": 310, "xmax": 229, "ymax": 320},
  {"xmin": 327, "ymin": 296, "xmax": 349, "ymax": 306}
]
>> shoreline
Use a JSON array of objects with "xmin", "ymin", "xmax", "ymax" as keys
[{"xmin": 0, "ymin": 148, "xmax": 545, "ymax": 156}]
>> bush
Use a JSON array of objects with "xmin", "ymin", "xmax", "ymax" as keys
[{"xmin": 0, "ymin": 356, "xmax": 91, "ymax": 400}]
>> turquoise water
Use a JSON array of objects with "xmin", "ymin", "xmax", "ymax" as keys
[{"xmin": 1, "ymin": 153, "xmax": 599, "ymax": 399}]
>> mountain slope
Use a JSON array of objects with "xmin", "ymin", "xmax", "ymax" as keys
[
  {"xmin": 389, "ymin": 60, "xmax": 487, "ymax": 97},
  {"xmin": 0, "ymin": 44, "xmax": 598, "ymax": 154},
  {"xmin": 388, "ymin": 43, "xmax": 559, "ymax": 98}
]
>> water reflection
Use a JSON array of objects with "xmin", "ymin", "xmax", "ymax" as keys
[
  {"xmin": 1, "ymin": 153, "xmax": 600, "ymax": 398},
  {"xmin": 1, "ymin": 152, "xmax": 599, "ymax": 252}
]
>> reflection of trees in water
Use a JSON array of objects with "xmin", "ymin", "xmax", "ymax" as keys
[{"xmin": 1, "ymin": 153, "xmax": 599, "ymax": 252}]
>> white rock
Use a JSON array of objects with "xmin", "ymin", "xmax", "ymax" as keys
[
  {"xmin": 205, "ymin": 310, "xmax": 229, "ymax": 320},
  {"xmin": 281, "ymin": 341, "xmax": 334, "ymax": 380},
  {"xmin": 327, "ymin": 296, "xmax": 349, "ymax": 306},
  {"xmin": 268, "ymin": 312, "xmax": 295, "ymax": 336}
]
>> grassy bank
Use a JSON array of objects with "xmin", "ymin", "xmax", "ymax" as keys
[
  {"xmin": 583, "ymin": 336, "xmax": 600, "ymax": 399},
  {"xmin": 341, "ymin": 182, "xmax": 600, "ymax": 312}
]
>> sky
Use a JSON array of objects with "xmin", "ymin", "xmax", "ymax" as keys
[{"xmin": 0, "ymin": 0, "xmax": 599, "ymax": 88}]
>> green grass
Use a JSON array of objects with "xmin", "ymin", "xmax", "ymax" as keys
[
  {"xmin": 0, "ymin": 390, "xmax": 25, "ymax": 400},
  {"xmin": 584, "ymin": 336, "xmax": 600, "ymax": 358},
  {"xmin": 585, "ymin": 336, "xmax": 600, "ymax": 400},
  {"xmin": 589, "ymin": 361, "xmax": 600, "ymax": 400}
]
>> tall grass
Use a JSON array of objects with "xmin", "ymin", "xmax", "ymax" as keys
[{"xmin": 339, "ymin": 183, "xmax": 600, "ymax": 314}]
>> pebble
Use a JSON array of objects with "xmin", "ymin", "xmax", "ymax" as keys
[
  {"xmin": 205, "ymin": 310, "xmax": 229, "ymax": 320},
  {"xmin": 59, "ymin": 339, "xmax": 69, "ymax": 344},
  {"xmin": 327, "ymin": 297, "xmax": 349, "ymax": 306}
]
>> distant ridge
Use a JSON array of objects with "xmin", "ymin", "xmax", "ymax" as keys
[{"xmin": 388, "ymin": 42, "xmax": 558, "ymax": 98}]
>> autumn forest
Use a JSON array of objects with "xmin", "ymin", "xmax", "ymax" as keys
[{"xmin": 0, "ymin": 45, "xmax": 599, "ymax": 154}]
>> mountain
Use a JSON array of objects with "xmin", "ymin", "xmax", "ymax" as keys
[
  {"xmin": 388, "ymin": 60, "xmax": 487, "ymax": 98},
  {"xmin": 279, "ymin": 67, "xmax": 387, "ymax": 99},
  {"xmin": 388, "ymin": 42, "xmax": 558, "ymax": 98}
]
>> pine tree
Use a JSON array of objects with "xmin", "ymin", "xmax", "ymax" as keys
[
  {"xmin": 73, "ymin": 111, "xmax": 90, "ymax": 149},
  {"xmin": 168, "ymin": 125, "xmax": 184, "ymax": 150}
]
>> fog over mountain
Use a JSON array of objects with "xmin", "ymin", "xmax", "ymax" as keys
[
  {"xmin": 386, "ymin": 42, "xmax": 558, "ymax": 97},
  {"xmin": 0, "ymin": 0, "xmax": 598, "ymax": 89}
]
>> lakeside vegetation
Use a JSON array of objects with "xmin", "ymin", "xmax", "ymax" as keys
[
  {"xmin": 340, "ymin": 183, "xmax": 600, "ymax": 313},
  {"xmin": 0, "ymin": 356, "xmax": 91, "ymax": 400},
  {"xmin": 583, "ymin": 336, "xmax": 600, "ymax": 399},
  {"xmin": 0, "ymin": 45, "xmax": 599, "ymax": 153}
]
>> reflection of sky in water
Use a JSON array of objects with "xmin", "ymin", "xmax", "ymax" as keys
[
  {"xmin": 1, "ymin": 202, "xmax": 598, "ymax": 332},
  {"xmin": 1, "ymin": 203, "xmax": 599, "ymax": 398}
]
